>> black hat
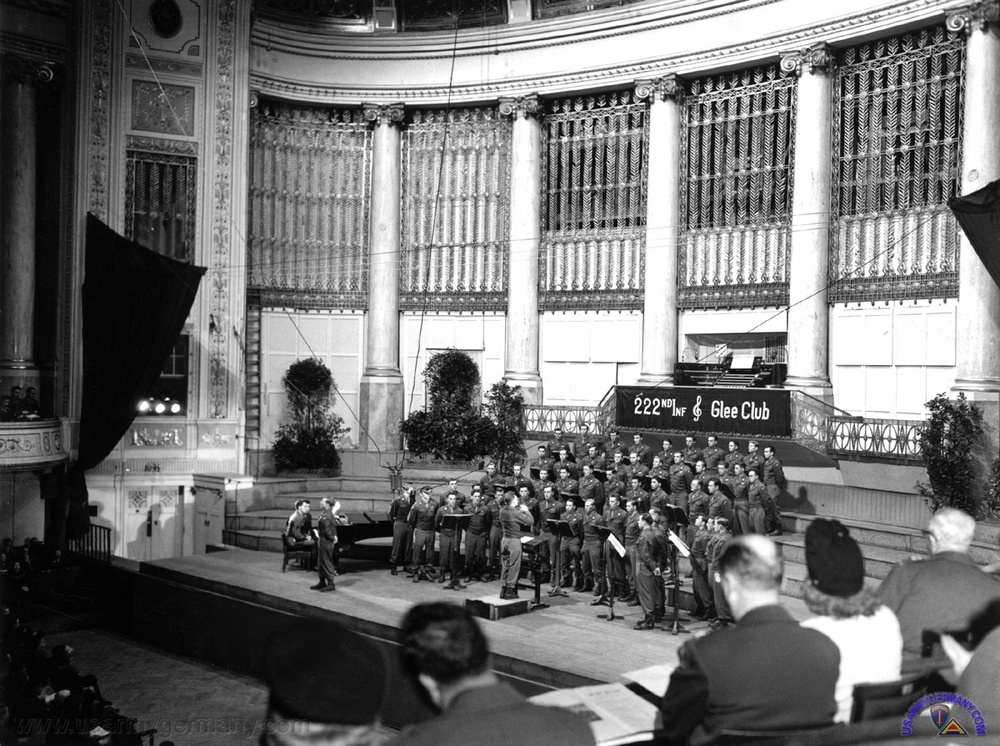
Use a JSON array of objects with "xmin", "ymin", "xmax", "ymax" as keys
[
  {"xmin": 805, "ymin": 519, "xmax": 864, "ymax": 597},
  {"xmin": 262, "ymin": 617, "xmax": 386, "ymax": 724}
]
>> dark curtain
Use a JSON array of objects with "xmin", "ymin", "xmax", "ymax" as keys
[
  {"xmin": 950, "ymin": 179, "xmax": 1000, "ymax": 289},
  {"xmin": 65, "ymin": 214, "xmax": 207, "ymax": 538}
]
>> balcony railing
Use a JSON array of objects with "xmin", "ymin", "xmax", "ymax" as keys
[
  {"xmin": 69, "ymin": 524, "xmax": 113, "ymax": 564},
  {"xmin": 0, "ymin": 418, "xmax": 69, "ymax": 472},
  {"xmin": 828, "ymin": 416, "xmax": 924, "ymax": 462}
]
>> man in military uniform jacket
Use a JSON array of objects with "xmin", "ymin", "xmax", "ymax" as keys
[
  {"xmin": 538, "ymin": 484, "xmax": 564, "ymax": 592},
  {"xmin": 706, "ymin": 479, "xmax": 735, "ymax": 532},
  {"xmin": 388, "ymin": 485, "xmax": 415, "ymax": 575},
  {"xmin": 463, "ymin": 491, "xmax": 491, "ymax": 580},
  {"xmin": 486, "ymin": 485, "xmax": 506, "ymax": 577},
  {"xmin": 604, "ymin": 428, "xmax": 628, "ymax": 461},
  {"xmin": 548, "ymin": 427, "xmax": 575, "ymax": 463},
  {"xmin": 555, "ymin": 466, "xmax": 579, "ymax": 502},
  {"xmin": 746, "ymin": 469, "xmax": 769, "ymax": 534},
  {"xmin": 478, "ymin": 462, "xmax": 506, "ymax": 496},
  {"xmin": 609, "ymin": 451, "xmax": 629, "ymax": 482},
  {"xmin": 560, "ymin": 497, "xmax": 585, "ymax": 590},
  {"xmin": 623, "ymin": 499, "xmax": 642, "ymax": 604},
  {"xmin": 604, "ymin": 469, "xmax": 625, "ymax": 501},
  {"xmin": 648, "ymin": 476, "xmax": 671, "ymax": 513},
  {"xmin": 724, "ymin": 440, "xmax": 744, "ymax": 471},
  {"xmin": 625, "ymin": 476, "xmax": 650, "ymax": 514},
  {"xmin": 435, "ymin": 493, "xmax": 466, "ymax": 588},
  {"xmin": 682, "ymin": 436, "xmax": 702, "ymax": 470},
  {"xmin": 668, "ymin": 452, "xmax": 693, "ymax": 513},
  {"xmin": 724, "ymin": 462, "xmax": 751, "ymax": 536},
  {"xmin": 648, "ymin": 455, "xmax": 670, "ymax": 484},
  {"xmin": 576, "ymin": 424, "xmax": 601, "ymax": 458},
  {"xmin": 744, "ymin": 440, "xmax": 765, "ymax": 475},
  {"xmin": 655, "ymin": 438, "xmax": 675, "ymax": 466},
  {"xmin": 689, "ymin": 515, "xmax": 714, "ymax": 619},
  {"xmin": 707, "ymin": 518, "xmax": 734, "ymax": 628},
  {"xmin": 761, "ymin": 446, "xmax": 786, "ymax": 535},
  {"xmin": 518, "ymin": 484, "xmax": 540, "ymax": 535},
  {"xmin": 578, "ymin": 463, "xmax": 605, "ymax": 513},
  {"xmin": 688, "ymin": 479, "xmax": 710, "ymax": 522},
  {"xmin": 287, "ymin": 500, "xmax": 316, "ymax": 547},
  {"xmin": 634, "ymin": 514, "xmax": 663, "ymax": 629},
  {"xmin": 600, "ymin": 495, "xmax": 628, "ymax": 602},
  {"xmin": 701, "ymin": 435, "xmax": 725, "ymax": 471},
  {"xmin": 581, "ymin": 499, "xmax": 606, "ymax": 595},
  {"xmin": 626, "ymin": 452, "xmax": 649, "ymax": 482},
  {"xmin": 579, "ymin": 444, "xmax": 606, "ymax": 473},
  {"xmin": 313, "ymin": 497, "xmax": 340, "ymax": 592},
  {"xmin": 533, "ymin": 445, "xmax": 555, "ymax": 476},
  {"xmin": 408, "ymin": 488, "xmax": 439, "ymax": 577},
  {"xmin": 629, "ymin": 432, "xmax": 653, "ymax": 467}
]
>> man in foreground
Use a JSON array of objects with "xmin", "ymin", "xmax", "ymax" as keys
[
  {"xmin": 391, "ymin": 602, "xmax": 595, "ymax": 746},
  {"xmin": 660, "ymin": 535, "xmax": 839, "ymax": 744}
]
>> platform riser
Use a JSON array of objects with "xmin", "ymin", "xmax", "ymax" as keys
[{"xmin": 777, "ymin": 542, "xmax": 898, "ymax": 581}]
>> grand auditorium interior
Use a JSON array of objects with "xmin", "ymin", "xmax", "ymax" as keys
[{"xmin": 2, "ymin": 0, "xmax": 1000, "ymax": 743}]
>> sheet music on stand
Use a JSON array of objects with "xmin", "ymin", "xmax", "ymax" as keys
[
  {"xmin": 665, "ymin": 529, "xmax": 690, "ymax": 558},
  {"xmin": 530, "ymin": 682, "xmax": 660, "ymax": 746}
]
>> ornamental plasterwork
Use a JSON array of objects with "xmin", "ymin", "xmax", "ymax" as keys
[
  {"xmin": 498, "ymin": 94, "xmax": 541, "ymax": 118},
  {"xmin": 125, "ymin": 54, "xmax": 203, "ymax": 77},
  {"xmin": 779, "ymin": 43, "xmax": 835, "ymax": 76},
  {"xmin": 250, "ymin": 0, "xmax": 970, "ymax": 104},
  {"xmin": 200, "ymin": 426, "xmax": 234, "ymax": 446},
  {"xmin": 946, "ymin": 0, "xmax": 1000, "ymax": 32},
  {"xmin": 208, "ymin": 0, "xmax": 237, "ymax": 418},
  {"xmin": 87, "ymin": 0, "xmax": 113, "ymax": 220},
  {"xmin": 362, "ymin": 102, "xmax": 405, "ymax": 125},
  {"xmin": 131, "ymin": 80, "xmax": 196, "ymax": 135},
  {"xmin": 126, "ymin": 135, "xmax": 199, "ymax": 155},
  {"xmin": 634, "ymin": 75, "xmax": 683, "ymax": 102},
  {"xmin": 130, "ymin": 428, "xmax": 184, "ymax": 447}
]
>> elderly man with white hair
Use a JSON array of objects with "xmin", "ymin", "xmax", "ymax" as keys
[{"xmin": 878, "ymin": 507, "xmax": 1000, "ymax": 675}]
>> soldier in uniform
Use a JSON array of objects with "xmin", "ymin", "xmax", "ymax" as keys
[
  {"xmin": 580, "ymin": 444, "xmax": 606, "ymax": 473},
  {"xmin": 701, "ymin": 435, "xmax": 725, "ymax": 471},
  {"xmin": 744, "ymin": 440, "xmax": 765, "ymax": 475},
  {"xmin": 747, "ymin": 469, "xmax": 769, "ymax": 534},
  {"xmin": 538, "ymin": 484, "xmax": 564, "ymax": 594},
  {"xmin": 478, "ymin": 462, "xmax": 506, "ymax": 496},
  {"xmin": 435, "ymin": 492, "xmax": 467, "ymax": 589},
  {"xmin": 633, "ymin": 513, "xmax": 663, "ymax": 630},
  {"xmin": 446, "ymin": 478, "xmax": 467, "ymax": 509},
  {"xmin": 598, "ymin": 494, "xmax": 628, "ymax": 604},
  {"xmin": 554, "ymin": 448, "xmax": 578, "ymax": 480},
  {"xmin": 655, "ymin": 438, "xmax": 674, "ymax": 466},
  {"xmin": 626, "ymin": 452, "xmax": 649, "ymax": 482},
  {"xmin": 533, "ymin": 445, "xmax": 555, "ymax": 476},
  {"xmin": 648, "ymin": 476, "xmax": 670, "ymax": 513},
  {"xmin": 648, "ymin": 455, "xmax": 670, "ymax": 484},
  {"xmin": 724, "ymin": 439, "xmax": 744, "ymax": 471},
  {"xmin": 688, "ymin": 479, "xmax": 710, "ymax": 522},
  {"xmin": 623, "ymin": 498, "xmax": 642, "ymax": 605},
  {"xmin": 604, "ymin": 428, "xmax": 628, "ymax": 461},
  {"xmin": 625, "ymin": 476, "xmax": 650, "ymax": 514},
  {"xmin": 549, "ymin": 427, "xmax": 575, "ymax": 463},
  {"xmin": 577, "ymin": 423, "xmax": 601, "ymax": 458},
  {"xmin": 761, "ymin": 446, "xmax": 786, "ymax": 536},
  {"xmin": 668, "ymin": 452, "xmax": 693, "ymax": 513},
  {"xmin": 388, "ymin": 485, "xmax": 415, "ymax": 576},
  {"xmin": 689, "ymin": 515, "xmax": 714, "ymax": 620},
  {"xmin": 462, "ymin": 490, "xmax": 491, "ymax": 581},
  {"xmin": 560, "ymin": 497, "xmax": 585, "ymax": 590},
  {"xmin": 682, "ymin": 436, "xmax": 701, "ymax": 470},
  {"xmin": 498, "ymin": 492, "xmax": 535, "ymax": 599},
  {"xmin": 692, "ymin": 459, "xmax": 711, "ymax": 490},
  {"xmin": 609, "ymin": 451, "xmax": 629, "ymax": 481},
  {"xmin": 604, "ymin": 468, "xmax": 625, "ymax": 501},
  {"xmin": 581, "ymin": 499, "xmax": 605, "ymax": 595},
  {"xmin": 707, "ymin": 518, "xmax": 735, "ymax": 629},
  {"xmin": 555, "ymin": 466, "xmax": 579, "ymax": 501},
  {"xmin": 725, "ymin": 462, "xmax": 751, "ymax": 536},
  {"xmin": 486, "ymin": 485, "xmax": 506, "ymax": 580},
  {"xmin": 629, "ymin": 432, "xmax": 653, "ymax": 468},
  {"xmin": 706, "ymin": 478, "xmax": 735, "ymax": 528},
  {"xmin": 578, "ymin": 463, "xmax": 605, "ymax": 513},
  {"xmin": 408, "ymin": 487, "xmax": 439, "ymax": 582}
]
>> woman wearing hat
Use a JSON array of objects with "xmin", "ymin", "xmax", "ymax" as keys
[{"xmin": 800, "ymin": 519, "xmax": 902, "ymax": 723}]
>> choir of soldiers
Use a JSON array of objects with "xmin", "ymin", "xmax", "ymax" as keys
[{"xmin": 379, "ymin": 431, "xmax": 787, "ymax": 610}]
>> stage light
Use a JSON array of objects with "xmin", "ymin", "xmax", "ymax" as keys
[
  {"xmin": 170, "ymin": 402, "xmax": 182, "ymax": 414},
  {"xmin": 154, "ymin": 402, "xmax": 166, "ymax": 414},
  {"xmin": 138, "ymin": 400, "xmax": 151, "ymax": 413}
]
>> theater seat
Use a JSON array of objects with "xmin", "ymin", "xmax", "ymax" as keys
[{"xmin": 850, "ymin": 672, "xmax": 930, "ymax": 723}]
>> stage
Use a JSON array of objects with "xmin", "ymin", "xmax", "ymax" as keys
[{"xmin": 135, "ymin": 547, "xmax": 811, "ymax": 697}]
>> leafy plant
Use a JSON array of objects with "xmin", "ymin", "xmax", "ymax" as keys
[
  {"xmin": 483, "ymin": 381, "xmax": 526, "ymax": 473},
  {"xmin": 916, "ymin": 392, "xmax": 984, "ymax": 518},
  {"xmin": 401, "ymin": 350, "xmax": 495, "ymax": 462},
  {"xmin": 273, "ymin": 358, "xmax": 349, "ymax": 474},
  {"xmin": 987, "ymin": 458, "xmax": 1000, "ymax": 521}
]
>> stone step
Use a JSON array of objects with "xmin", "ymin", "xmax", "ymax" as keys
[
  {"xmin": 260, "ymin": 491, "xmax": 395, "ymax": 513},
  {"xmin": 774, "ymin": 535, "xmax": 909, "ymax": 581},
  {"xmin": 225, "ymin": 509, "xmax": 379, "ymax": 533},
  {"xmin": 779, "ymin": 511, "xmax": 1000, "ymax": 566}
]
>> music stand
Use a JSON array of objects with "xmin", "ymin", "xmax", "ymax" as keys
[
  {"xmin": 592, "ymin": 525, "xmax": 625, "ymax": 622},
  {"xmin": 521, "ymin": 535, "xmax": 548, "ymax": 610},
  {"xmin": 441, "ymin": 514, "xmax": 472, "ymax": 590},
  {"xmin": 661, "ymin": 504, "xmax": 692, "ymax": 635}
]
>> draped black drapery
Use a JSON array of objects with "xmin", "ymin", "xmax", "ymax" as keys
[
  {"xmin": 950, "ymin": 179, "xmax": 1000, "ymax": 289},
  {"xmin": 65, "ymin": 214, "xmax": 206, "ymax": 538}
]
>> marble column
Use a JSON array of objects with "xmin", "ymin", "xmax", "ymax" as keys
[
  {"xmin": 950, "ymin": 2, "xmax": 1000, "ymax": 394},
  {"xmin": 636, "ymin": 76, "xmax": 683, "ymax": 386},
  {"xmin": 360, "ymin": 103, "xmax": 405, "ymax": 451},
  {"xmin": 0, "ymin": 59, "xmax": 46, "ymax": 397},
  {"xmin": 781, "ymin": 44, "xmax": 835, "ymax": 399},
  {"xmin": 500, "ymin": 95, "xmax": 543, "ymax": 404}
]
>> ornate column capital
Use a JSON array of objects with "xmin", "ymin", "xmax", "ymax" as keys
[
  {"xmin": 498, "ymin": 94, "xmax": 542, "ymax": 119},
  {"xmin": 946, "ymin": 1, "xmax": 1000, "ymax": 34},
  {"xmin": 634, "ymin": 75, "xmax": 684, "ymax": 103},
  {"xmin": 362, "ymin": 102, "xmax": 405, "ymax": 127},
  {"xmin": 780, "ymin": 43, "xmax": 836, "ymax": 77},
  {"xmin": 1, "ymin": 55, "xmax": 57, "ymax": 86}
]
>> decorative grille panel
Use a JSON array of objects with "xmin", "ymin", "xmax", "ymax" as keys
[
  {"xmin": 400, "ymin": 107, "xmax": 510, "ymax": 312},
  {"xmin": 679, "ymin": 66, "xmax": 794, "ymax": 309},
  {"xmin": 830, "ymin": 26, "xmax": 964, "ymax": 303},
  {"xmin": 248, "ymin": 101, "xmax": 371, "ymax": 310},
  {"xmin": 125, "ymin": 151, "xmax": 197, "ymax": 263},
  {"xmin": 541, "ymin": 91, "xmax": 647, "ymax": 311}
]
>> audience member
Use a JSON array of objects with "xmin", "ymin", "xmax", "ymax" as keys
[
  {"xmin": 940, "ymin": 600, "xmax": 1000, "ymax": 727},
  {"xmin": 261, "ymin": 616, "xmax": 388, "ymax": 746},
  {"xmin": 800, "ymin": 519, "xmax": 902, "ymax": 723},
  {"xmin": 391, "ymin": 602, "xmax": 595, "ymax": 746},
  {"xmin": 660, "ymin": 535, "xmax": 839, "ymax": 744},
  {"xmin": 877, "ymin": 508, "xmax": 1000, "ymax": 674}
]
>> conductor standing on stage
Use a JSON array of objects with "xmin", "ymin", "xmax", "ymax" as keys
[{"xmin": 499, "ymin": 491, "xmax": 534, "ymax": 599}]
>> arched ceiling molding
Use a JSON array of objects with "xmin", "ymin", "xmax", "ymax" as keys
[{"xmin": 250, "ymin": 0, "xmax": 970, "ymax": 105}]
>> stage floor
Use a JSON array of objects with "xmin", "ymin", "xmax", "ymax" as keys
[{"xmin": 139, "ymin": 547, "xmax": 811, "ymax": 691}]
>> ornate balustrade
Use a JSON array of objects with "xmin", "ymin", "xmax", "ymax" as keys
[
  {"xmin": 522, "ymin": 404, "xmax": 607, "ymax": 436},
  {"xmin": 828, "ymin": 416, "xmax": 924, "ymax": 462},
  {"xmin": 0, "ymin": 419, "xmax": 69, "ymax": 472},
  {"xmin": 69, "ymin": 524, "xmax": 113, "ymax": 564}
]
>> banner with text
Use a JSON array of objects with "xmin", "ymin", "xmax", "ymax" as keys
[{"xmin": 615, "ymin": 386, "xmax": 792, "ymax": 438}]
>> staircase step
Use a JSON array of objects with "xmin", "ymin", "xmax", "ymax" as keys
[
  {"xmin": 264, "ymin": 491, "xmax": 394, "ymax": 513},
  {"xmin": 774, "ymin": 535, "xmax": 909, "ymax": 581}
]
